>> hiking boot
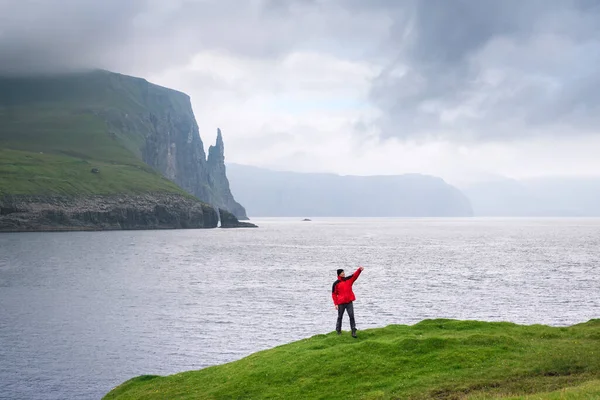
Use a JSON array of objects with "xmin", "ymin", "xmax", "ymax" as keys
[{"xmin": 352, "ymin": 330, "xmax": 357, "ymax": 338}]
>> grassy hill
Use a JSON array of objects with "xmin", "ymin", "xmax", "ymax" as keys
[
  {"xmin": 0, "ymin": 148, "xmax": 190, "ymax": 198},
  {"xmin": 103, "ymin": 319, "xmax": 600, "ymax": 400},
  {"xmin": 0, "ymin": 70, "xmax": 192, "ymax": 198}
]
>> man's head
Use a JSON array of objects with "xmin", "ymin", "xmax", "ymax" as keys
[{"xmin": 337, "ymin": 269, "xmax": 345, "ymax": 278}]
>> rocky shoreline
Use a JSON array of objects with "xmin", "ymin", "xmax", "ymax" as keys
[
  {"xmin": 219, "ymin": 208, "xmax": 258, "ymax": 228},
  {"xmin": 0, "ymin": 193, "xmax": 226, "ymax": 232}
]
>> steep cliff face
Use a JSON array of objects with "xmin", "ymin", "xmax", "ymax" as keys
[
  {"xmin": 91, "ymin": 71, "xmax": 248, "ymax": 218},
  {"xmin": 138, "ymin": 94, "xmax": 213, "ymax": 204},
  {"xmin": 207, "ymin": 129, "xmax": 248, "ymax": 219}
]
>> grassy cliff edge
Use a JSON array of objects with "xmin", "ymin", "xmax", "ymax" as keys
[
  {"xmin": 0, "ymin": 71, "xmax": 234, "ymax": 230},
  {"xmin": 103, "ymin": 319, "xmax": 600, "ymax": 400}
]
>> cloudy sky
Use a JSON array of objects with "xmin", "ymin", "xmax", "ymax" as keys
[{"xmin": 2, "ymin": 0, "xmax": 600, "ymax": 185}]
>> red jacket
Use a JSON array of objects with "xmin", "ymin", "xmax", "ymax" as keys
[{"xmin": 332, "ymin": 268, "xmax": 362, "ymax": 305}]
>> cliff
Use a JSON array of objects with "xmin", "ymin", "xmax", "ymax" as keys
[
  {"xmin": 84, "ymin": 70, "xmax": 247, "ymax": 219},
  {"xmin": 226, "ymin": 164, "xmax": 473, "ymax": 217},
  {"xmin": 0, "ymin": 70, "xmax": 249, "ymax": 231},
  {"xmin": 207, "ymin": 129, "xmax": 248, "ymax": 219}
]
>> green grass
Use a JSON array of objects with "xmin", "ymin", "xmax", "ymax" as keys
[
  {"xmin": 103, "ymin": 319, "xmax": 600, "ymax": 400},
  {"xmin": 0, "ymin": 107, "xmax": 142, "ymax": 162},
  {"xmin": 0, "ymin": 71, "xmax": 195, "ymax": 198},
  {"xmin": 0, "ymin": 148, "xmax": 189, "ymax": 197}
]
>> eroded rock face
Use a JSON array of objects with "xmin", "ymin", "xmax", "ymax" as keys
[
  {"xmin": 87, "ymin": 72, "xmax": 248, "ymax": 219},
  {"xmin": 218, "ymin": 208, "xmax": 258, "ymax": 228},
  {"xmin": 136, "ymin": 94, "xmax": 215, "ymax": 206},
  {"xmin": 0, "ymin": 194, "xmax": 218, "ymax": 232},
  {"xmin": 207, "ymin": 129, "xmax": 248, "ymax": 220}
]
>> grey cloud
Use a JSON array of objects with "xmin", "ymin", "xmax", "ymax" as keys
[
  {"xmin": 0, "ymin": 0, "xmax": 145, "ymax": 74},
  {"xmin": 3, "ymin": 0, "xmax": 599, "ymax": 144},
  {"xmin": 0, "ymin": 0, "xmax": 396, "ymax": 76},
  {"xmin": 0, "ymin": 0, "xmax": 387, "ymax": 76},
  {"xmin": 0, "ymin": 0, "xmax": 318, "ymax": 75},
  {"xmin": 367, "ymin": 0, "xmax": 600, "ymax": 142}
]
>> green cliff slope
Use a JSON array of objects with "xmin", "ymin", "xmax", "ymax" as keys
[
  {"xmin": 0, "ymin": 146, "xmax": 187, "ymax": 198},
  {"xmin": 103, "ymin": 319, "xmax": 600, "ymax": 400},
  {"xmin": 0, "ymin": 70, "xmax": 246, "ymax": 215},
  {"xmin": 0, "ymin": 73, "xmax": 187, "ymax": 197}
]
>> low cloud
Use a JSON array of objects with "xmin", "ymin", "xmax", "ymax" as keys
[
  {"xmin": 368, "ymin": 0, "xmax": 600, "ymax": 142},
  {"xmin": 2, "ymin": 0, "xmax": 600, "ymax": 180},
  {"xmin": 0, "ymin": 0, "xmax": 385, "ymax": 76}
]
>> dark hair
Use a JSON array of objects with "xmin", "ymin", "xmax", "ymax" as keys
[{"xmin": 337, "ymin": 269, "xmax": 344, "ymax": 276}]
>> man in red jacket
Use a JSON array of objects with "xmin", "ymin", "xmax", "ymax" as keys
[{"xmin": 332, "ymin": 266, "xmax": 364, "ymax": 338}]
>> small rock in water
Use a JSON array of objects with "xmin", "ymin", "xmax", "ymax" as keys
[{"xmin": 219, "ymin": 208, "xmax": 258, "ymax": 228}]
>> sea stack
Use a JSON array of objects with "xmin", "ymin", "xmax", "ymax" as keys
[{"xmin": 207, "ymin": 129, "xmax": 249, "ymax": 220}]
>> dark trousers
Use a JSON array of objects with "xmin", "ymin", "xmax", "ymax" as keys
[{"xmin": 336, "ymin": 302, "xmax": 356, "ymax": 332}]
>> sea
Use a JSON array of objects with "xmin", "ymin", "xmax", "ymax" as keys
[{"xmin": 1, "ymin": 218, "xmax": 599, "ymax": 399}]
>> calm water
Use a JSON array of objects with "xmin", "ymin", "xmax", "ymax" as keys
[{"xmin": 1, "ymin": 218, "xmax": 599, "ymax": 399}]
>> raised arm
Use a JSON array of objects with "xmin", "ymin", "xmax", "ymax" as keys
[{"xmin": 349, "ymin": 266, "xmax": 364, "ymax": 283}]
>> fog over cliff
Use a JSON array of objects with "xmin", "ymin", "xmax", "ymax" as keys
[{"xmin": 1, "ymin": 0, "xmax": 599, "ymax": 186}]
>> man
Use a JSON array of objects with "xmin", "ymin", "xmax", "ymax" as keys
[{"xmin": 331, "ymin": 266, "xmax": 364, "ymax": 338}]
